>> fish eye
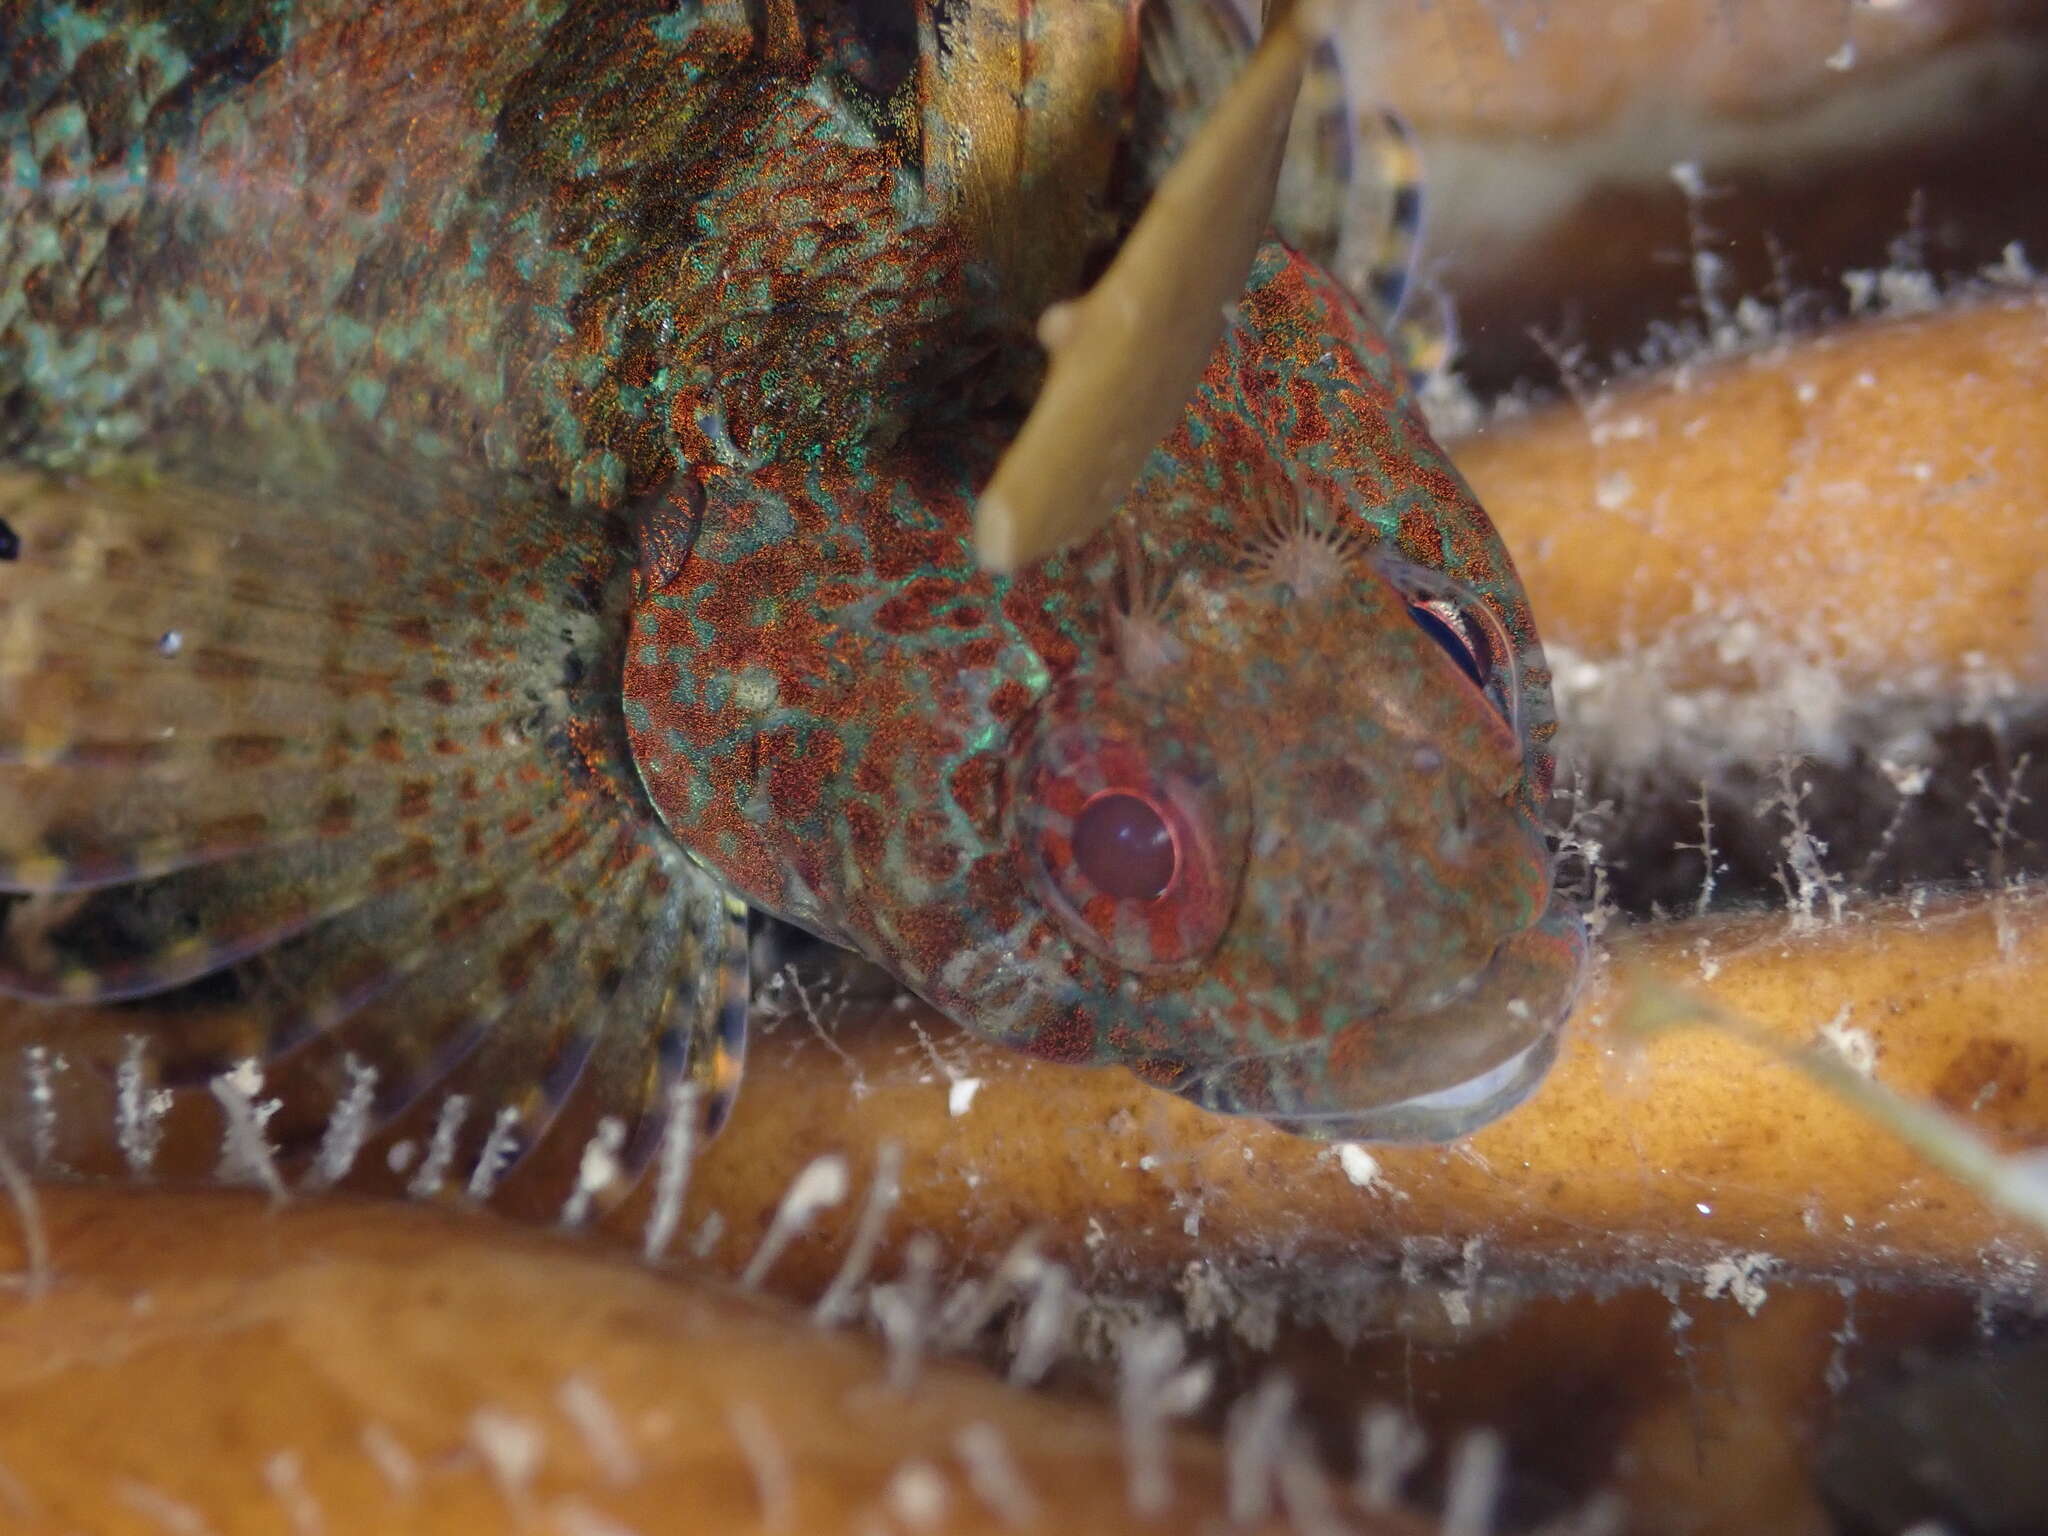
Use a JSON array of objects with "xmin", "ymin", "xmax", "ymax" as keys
[
  {"xmin": 1376, "ymin": 556, "xmax": 1521, "ymax": 735},
  {"xmin": 1074, "ymin": 789, "xmax": 1179, "ymax": 901},
  {"xmin": 1406, "ymin": 599, "xmax": 1491, "ymax": 693},
  {"xmin": 1014, "ymin": 694, "xmax": 1244, "ymax": 971}
]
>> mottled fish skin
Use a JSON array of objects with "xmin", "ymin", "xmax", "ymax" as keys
[
  {"xmin": 630, "ymin": 236, "xmax": 1585, "ymax": 1140},
  {"xmin": 0, "ymin": 0, "xmax": 1582, "ymax": 1188}
]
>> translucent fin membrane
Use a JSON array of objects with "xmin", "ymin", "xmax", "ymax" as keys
[{"xmin": 0, "ymin": 442, "xmax": 744, "ymax": 1202}]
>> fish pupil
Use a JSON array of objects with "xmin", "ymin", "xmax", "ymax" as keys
[
  {"xmin": 1074, "ymin": 790, "xmax": 1177, "ymax": 902},
  {"xmin": 0, "ymin": 517, "xmax": 17, "ymax": 561}
]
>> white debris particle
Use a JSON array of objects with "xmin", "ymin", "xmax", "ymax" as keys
[
  {"xmin": 468, "ymin": 1407, "xmax": 547, "ymax": 1514},
  {"xmin": 558, "ymin": 1376, "xmax": 640, "ymax": 1487},
  {"xmin": 947, "ymin": 1077, "xmax": 982, "ymax": 1116},
  {"xmin": 885, "ymin": 1461, "xmax": 950, "ymax": 1530},
  {"xmin": 1817, "ymin": 1008, "xmax": 1879, "ymax": 1078},
  {"xmin": 305, "ymin": 1056, "xmax": 378, "ymax": 1191},
  {"xmin": 725, "ymin": 1401, "xmax": 793, "ymax": 1532},
  {"xmin": 210, "ymin": 1059, "xmax": 288, "ymax": 1204},
  {"xmin": 1702, "ymin": 1252, "xmax": 1777, "ymax": 1315},
  {"xmin": 407, "ymin": 1094, "xmax": 469, "ymax": 1200},
  {"xmin": 740, "ymin": 1152, "xmax": 849, "ymax": 1290},
  {"xmin": 954, "ymin": 1422, "xmax": 1038, "ymax": 1529},
  {"xmin": 642, "ymin": 1082, "xmax": 701, "ymax": 1266},
  {"xmin": 1335, "ymin": 1142, "xmax": 1382, "ymax": 1190},
  {"xmin": 385, "ymin": 1140, "xmax": 417, "ymax": 1176},
  {"xmin": 263, "ymin": 1451, "xmax": 323, "ymax": 1536},
  {"xmin": 560, "ymin": 1117, "xmax": 629, "ymax": 1230},
  {"xmin": 359, "ymin": 1422, "xmax": 418, "ymax": 1500},
  {"xmin": 1441, "ymin": 1288, "xmax": 1474, "ymax": 1329}
]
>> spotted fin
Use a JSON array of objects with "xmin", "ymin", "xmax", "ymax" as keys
[
  {"xmin": 1345, "ymin": 107, "xmax": 1459, "ymax": 384},
  {"xmin": 0, "ymin": 440, "xmax": 743, "ymax": 1202},
  {"xmin": 1132, "ymin": 0, "xmax": 1432, "ymax": 344},
  {"xmin": 1130, "ymin": 0, "xmax": 1350, "ymax": 270}
]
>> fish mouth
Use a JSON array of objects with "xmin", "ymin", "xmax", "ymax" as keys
[
  {"xmin": 1257, "ymin": 1027, "xmax": 1563, "ymax": 1144},
  {"xmin": 1174, "ymin": 893, "xmax": 1588, "ymax": 1144}
]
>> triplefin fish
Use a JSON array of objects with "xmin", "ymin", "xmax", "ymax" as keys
[{"xmin": 0, "ymin": 0, "xmax": 1584, "ymax": 1202}]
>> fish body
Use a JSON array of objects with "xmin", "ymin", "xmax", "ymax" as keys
[{"xmin": 0, "ymin": 1, "xmax": 1582, "ymax": 1195}]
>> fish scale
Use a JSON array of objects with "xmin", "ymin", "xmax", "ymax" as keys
[{"xmin": 0, "ymin": 0, "xmax": 1583, "ymax": 1198}]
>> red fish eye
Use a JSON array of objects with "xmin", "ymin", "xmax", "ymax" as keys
[
  {"xmin": 1015, "ymin": 696, "xmax": 1245, "ymax": 971},
  {"xmin": 1074, "ymin": 789, "xmax": 1178, "ymax": 901}
]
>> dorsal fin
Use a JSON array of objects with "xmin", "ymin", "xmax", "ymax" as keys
[{"xmin": 918, "ymin": 0, "xmax": 1143, "ymax": 337}]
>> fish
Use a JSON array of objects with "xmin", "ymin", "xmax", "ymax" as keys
[{"xmin": 0, "ymin": 0, "xmax": 1584, "ymax": 1202}]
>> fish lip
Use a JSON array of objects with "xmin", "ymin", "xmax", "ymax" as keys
[
  {"xmin": 1256, "ymin": 1026, "xmax": 1564, "ymax": 1144},
  {"xmin": 1172, "ymin": 892, "xmax": 1587, "ymax": 1143},
  {"xmin": 1267, "ymin": 895, "xmax": 1585, "ymax": 1143}
]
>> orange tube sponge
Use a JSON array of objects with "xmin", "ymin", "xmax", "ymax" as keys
[
  {"xmin": 659, "ymin": 889, "xmax": 2048, "ymax": 1301},
  {"xmin": 1462, "ymin": 286, "xmax": 2048, "ymax": 695},
  {"xmin": 0, "ymin": 1187, "xmax": 1426, "ymax": 1536}
]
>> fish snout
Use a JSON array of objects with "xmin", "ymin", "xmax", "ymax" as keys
[{"xmin": 1182, "ymin": 893, "xmax": 1588, "ymax": 1142}]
